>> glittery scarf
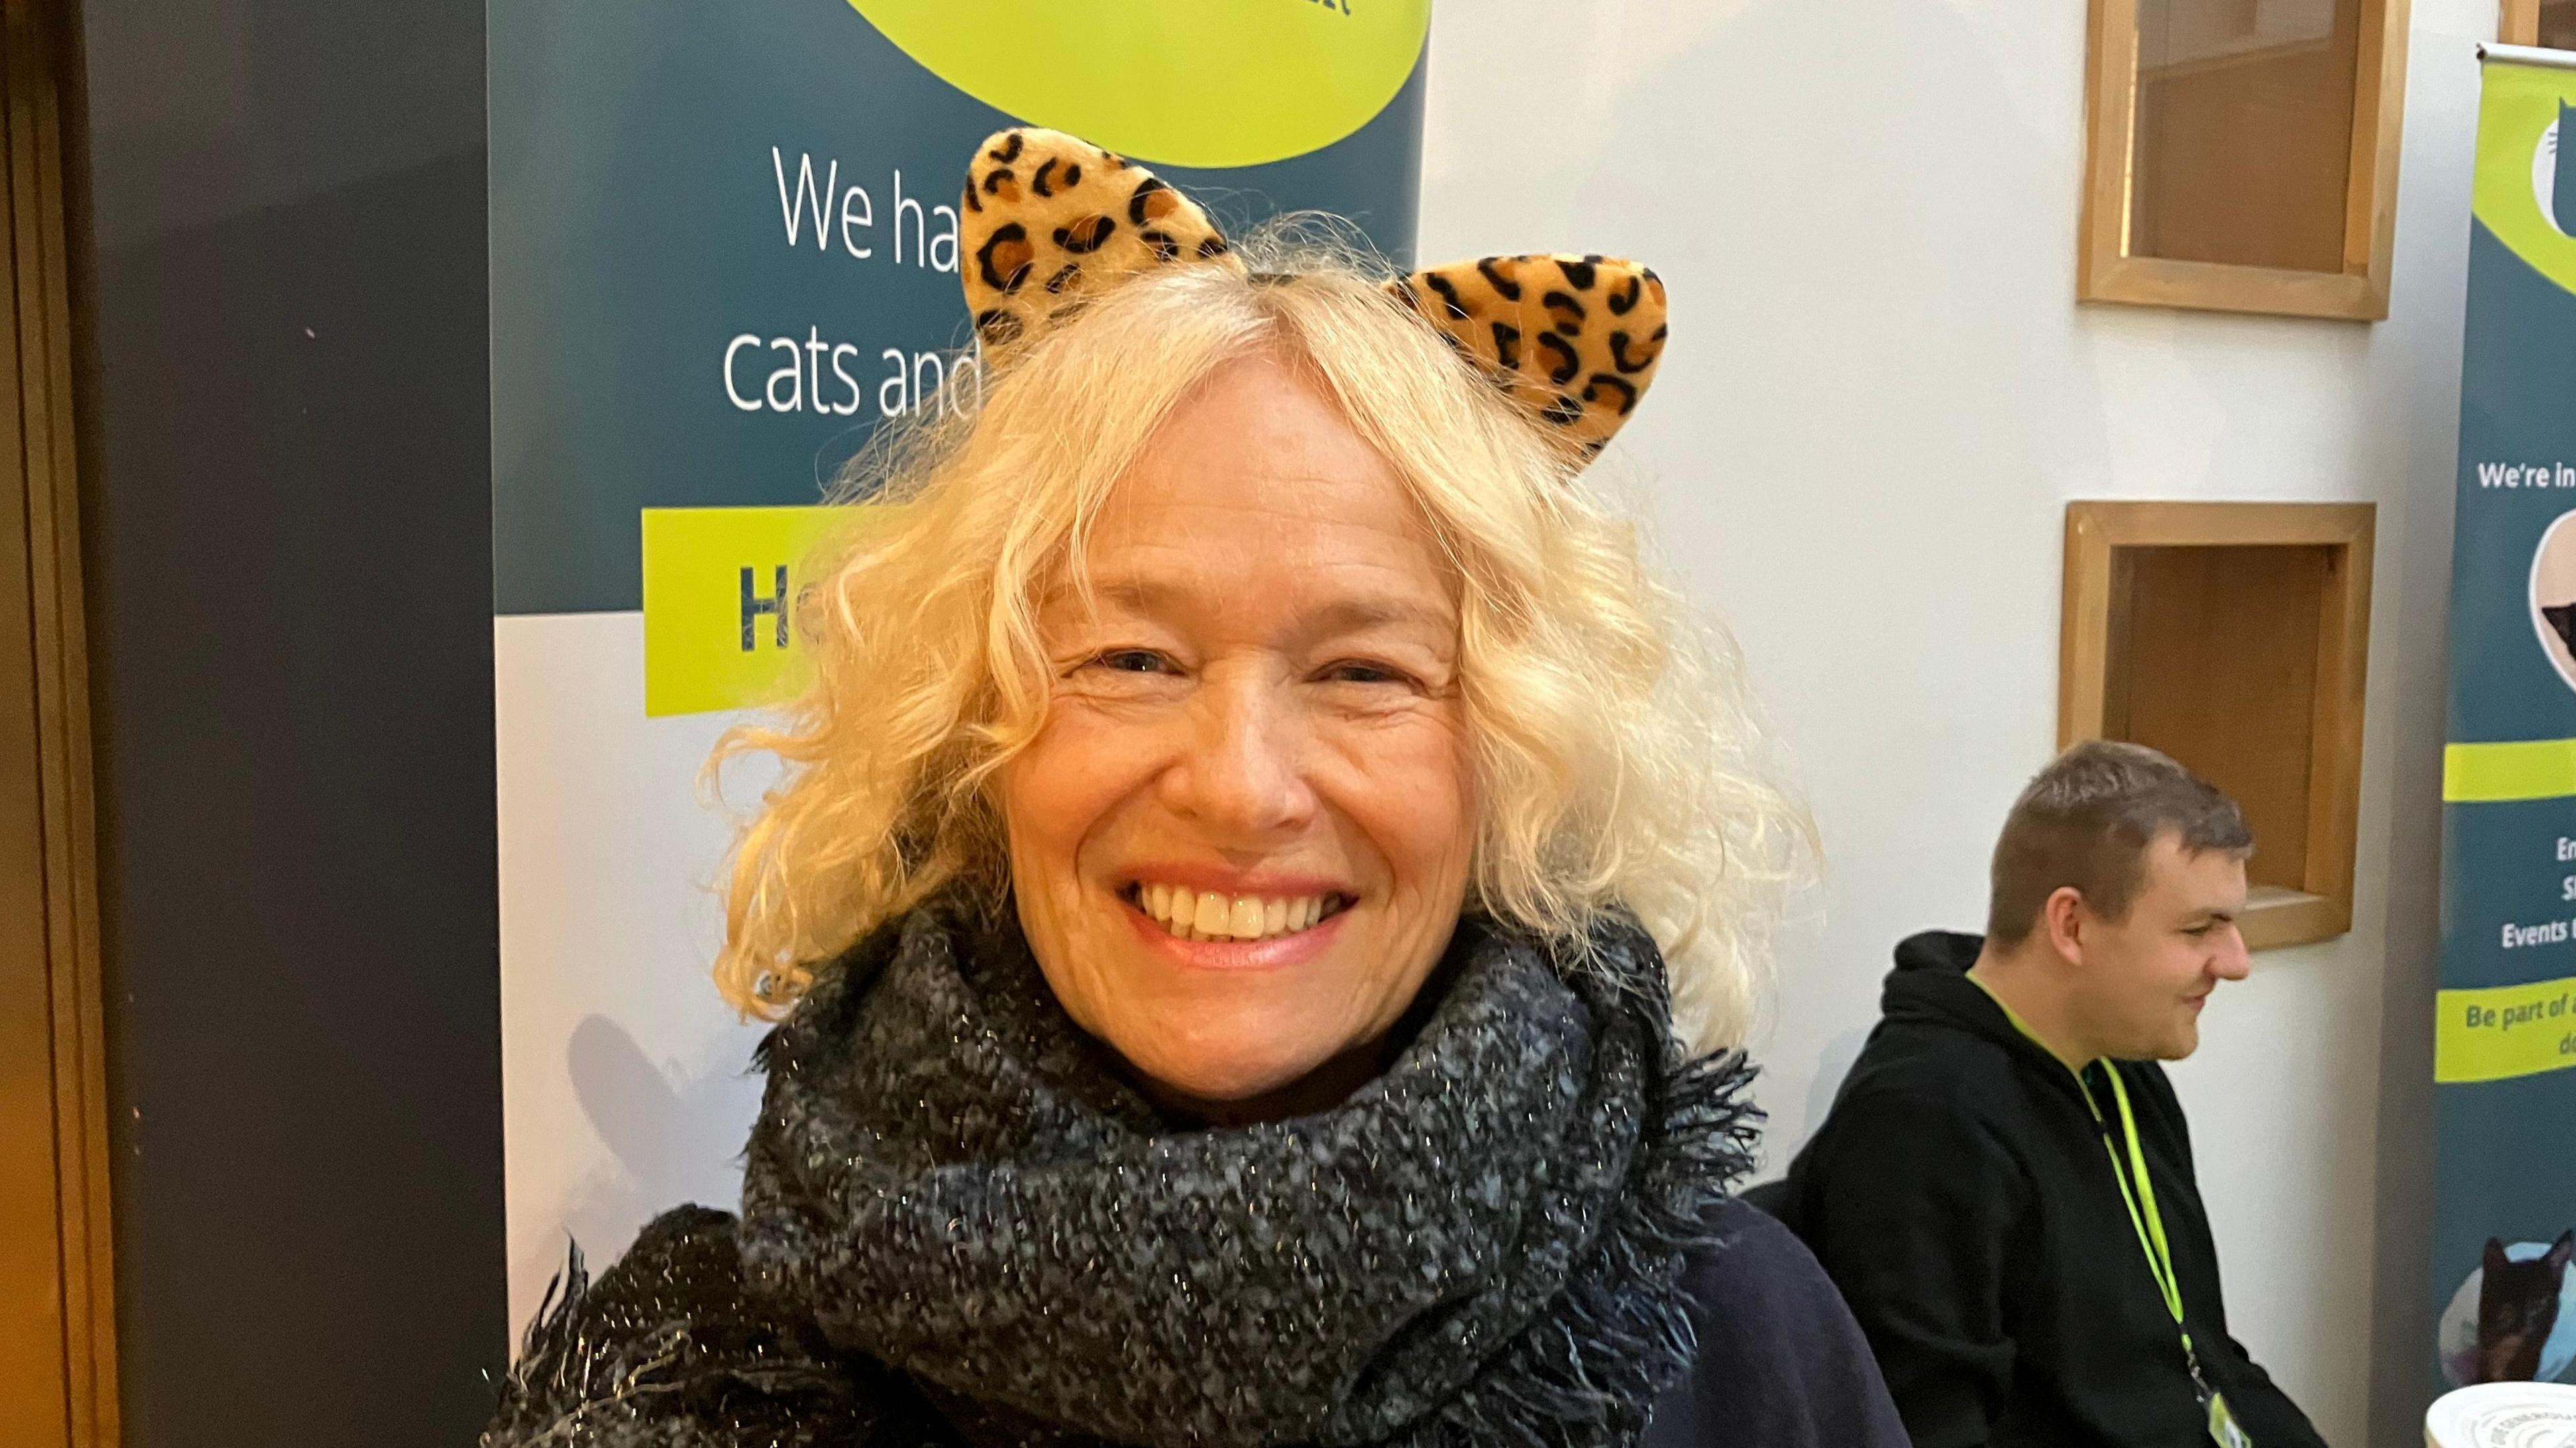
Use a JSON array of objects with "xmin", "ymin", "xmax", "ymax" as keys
[
  {"xmin": 487, "ymin": 899, "xmax": 1758, "ymax": 1448},
  {"xmin": 747, "ymin": 897, "xmax": 1760, "ymax": 1448}
]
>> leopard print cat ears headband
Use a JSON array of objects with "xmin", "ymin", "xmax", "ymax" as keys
[{"xmin": 959, "ymin": 126, "xmax": 1668, "ymax": 455}]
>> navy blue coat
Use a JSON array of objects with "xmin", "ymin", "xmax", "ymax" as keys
[{"xmin": 1644, "ymin": 1199, "xmax": 1910, "ymax": 1448}]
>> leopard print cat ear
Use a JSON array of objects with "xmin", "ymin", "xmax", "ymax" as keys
[
  {"xmin": 959, "ymin": 129, "xmax": 1668, "ymax": 453},
  {"xmin": 960, "ymin": 127, "xmax": 1241, "ymax": 355},
  {"xmin": 1387, "ymin": 255, "xmax": 1668, "ymax": 453}
]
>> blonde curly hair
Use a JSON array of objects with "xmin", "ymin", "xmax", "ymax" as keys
[{"xmin": 708, "ymin": 236, "xmax": 1810, "ymax": 1054}]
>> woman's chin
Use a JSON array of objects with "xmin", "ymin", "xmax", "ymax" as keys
[{"xmin": 1125, "ymin": 1048, "xmax": 1328, "ymax": 1107}]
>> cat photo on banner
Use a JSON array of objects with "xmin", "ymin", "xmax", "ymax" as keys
[
  {"xmin": 2438, "ymin": 1232, "xmax": 2576, "ymax": 1386},
  {"xmin": 2529, "ymin": 510, "xmax": 2576, "ymax": 693}
]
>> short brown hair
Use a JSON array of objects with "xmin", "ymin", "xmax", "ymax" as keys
[{"xmin": 1985, "ymin": 740, "xmax": 2252, "ymax": 946}]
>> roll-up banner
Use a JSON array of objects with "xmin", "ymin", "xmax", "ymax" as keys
[
  {"xmin": 490, "ymin": 1, "xmax": 1431, "ymax": 1331},
  {"xmin": 2431, "ymin": 44, "xmax": 2576, "ymax": 1396}
]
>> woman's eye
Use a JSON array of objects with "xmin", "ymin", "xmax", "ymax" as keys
[
  {"xmin": 1323, "ymin": 660, "xmax": 1409, "ymax": 685},
  {"xmin": 1091, "ymin": 649, "xmax": 1171, "ymax": 674}
]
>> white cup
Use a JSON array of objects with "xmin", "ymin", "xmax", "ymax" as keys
[{"xmin": 2426, "ymin": 1381, "xmax": 2576, "ymax": 1446}]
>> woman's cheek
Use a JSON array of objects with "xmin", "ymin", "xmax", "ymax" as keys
[{"xmin": 1329, "ymin": 709, "xmax": 1474, "ymax": 877}]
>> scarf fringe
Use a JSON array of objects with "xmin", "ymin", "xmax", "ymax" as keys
[
  {"xmin": 1401, "ymin": 1049, "xmax": 1762, "ymax": 1448},
  {"xmin": 486, "ymin": 1208, "xmax": 864, "ymax": 1448}
]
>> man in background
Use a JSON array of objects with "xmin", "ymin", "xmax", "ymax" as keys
[{"xmin": 1779, "ymin": 740, "xmax": 2322, "ymax": 1448}]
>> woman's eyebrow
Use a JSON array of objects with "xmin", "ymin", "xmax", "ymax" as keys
[
  {"xmin": 1303, "ymin": 596, "xmax": 1455, "ymax": 636},
  {"xmin": 1077, "ymin": 577, "xmax": 1185, "ymax": 614},
  {"xmin": 1080, "ymin": 578, "xmax": 1453, "ymax": 636}
]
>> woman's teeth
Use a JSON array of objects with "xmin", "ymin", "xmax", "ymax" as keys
[{"xmin": 1135, "ymin": 883, "xmax": 1340, "ymax": 942}]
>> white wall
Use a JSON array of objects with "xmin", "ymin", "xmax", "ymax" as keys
[
  {"xmin": 1413, "ymin": 3, "xmax": 2485, "ymax": 1443},
  {"xmin": 496, "ymin": 613, "xmax": 777, "ymax": 1337}
]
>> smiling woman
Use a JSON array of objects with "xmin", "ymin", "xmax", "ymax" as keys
[
  {"xmin": 483, "ymin": 128, "xmax": 1903, "ymax": 1448},
  {"xmin": 714, "ymin": 200, "xmax": 1792, "ymax": 1060}
]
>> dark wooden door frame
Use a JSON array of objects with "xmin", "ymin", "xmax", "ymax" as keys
[{"xmin": 0, "ymin": 0, "xmax": 115, "ymax": 1441}]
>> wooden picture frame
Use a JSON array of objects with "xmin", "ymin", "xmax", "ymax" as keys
[
  {"xmin": 2080, "ymin": 0, "xmax": 2412, "ymax": 321},
  {"xmin": 2060, "ymin": 502, "xmax": 2375, "ymax": 950}
]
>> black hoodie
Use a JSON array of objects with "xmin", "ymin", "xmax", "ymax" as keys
[{"xmin": 1778, "ymin": 932, "xmax": 2323, "ymax": 1448}]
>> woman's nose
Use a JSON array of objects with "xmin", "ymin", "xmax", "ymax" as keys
[{"xmin": 1159, "ymin": 668, "xmax": 1317, "ymax": 838}]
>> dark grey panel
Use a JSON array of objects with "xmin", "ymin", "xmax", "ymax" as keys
[{"xmin": 74, "ymin": 0, "xmax": 506, "ymax": 1441}]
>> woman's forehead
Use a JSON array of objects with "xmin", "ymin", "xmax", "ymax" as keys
[
  {"xmin": 1053, "ymin": 477, "xmax": 1460, "ymax": 645},
  {"xmin": 1058, "ymin": 514, "xmax": 1460, "ymax": 638},
  {"xmin": 1115, "ymin": 351, "xmax": 1403, "ymax": 511},
  {"xmin": 1055, "ymin": 351, "xmax": 1459, "ymax": 616}
]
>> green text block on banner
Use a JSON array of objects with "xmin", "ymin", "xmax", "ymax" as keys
[
  {"xmin": 640, "ymin": 506, "xmax": 870, "ymax": 718},
  {"xmin": 2437, "ymin": 977, "xmax": 2576, "ymax": 1083}
]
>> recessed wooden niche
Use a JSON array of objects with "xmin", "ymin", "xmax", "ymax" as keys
[
  {"xmin": 2500, "ymin": 0, "xmax": 2576, "ymax": 50},
  {"xmin": 2060, "ymin": 502, "xmax": 2375, "ymax": 950},
  {"xmin": 2078, "ymin": 0, "xmax": 2410, "ymax": 320}
]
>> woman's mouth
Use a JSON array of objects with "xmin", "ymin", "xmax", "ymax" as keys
[{"xmin": 1122, "ymin": 882, "xmax": 1353, "ymax": 942}]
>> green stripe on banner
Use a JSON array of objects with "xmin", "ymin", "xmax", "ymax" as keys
[{"xmin": 2445, "ymin": 739, "xmax": 2576, "ymax": 801}]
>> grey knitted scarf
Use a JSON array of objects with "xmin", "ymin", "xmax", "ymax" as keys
[{"xmin": 487, "ymin": 898, "xmax": 1758, "ymax": 1448}]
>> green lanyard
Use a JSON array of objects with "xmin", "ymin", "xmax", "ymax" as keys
[
  {"xmin": 2080, "ymin": 1064, "xmax": 2190, "ymax": 1350},
  {"xmin": 1972, "ymin": 977, "xmax": 2250, "ymax": 1447}
]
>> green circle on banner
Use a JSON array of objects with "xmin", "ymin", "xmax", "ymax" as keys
[
  {"xmin": 845, "ymin": 0, "xmax": 1432, "ymax": 168},
  {"xmin": 2477, "ymin": 65, "xmax": 2576, "ymax": 294}
]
